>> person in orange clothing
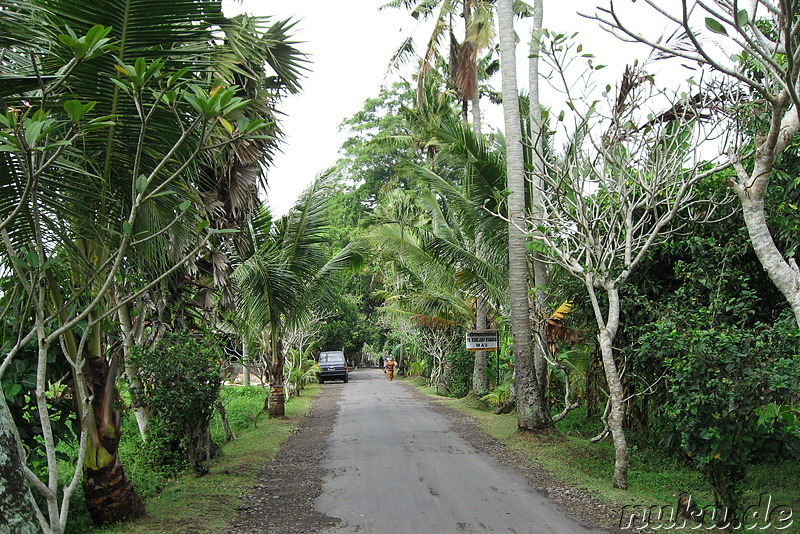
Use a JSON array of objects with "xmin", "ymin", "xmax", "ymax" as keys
[{"xmin": 385, "ymin": 356, "xmax": 396, "ymax": 381}]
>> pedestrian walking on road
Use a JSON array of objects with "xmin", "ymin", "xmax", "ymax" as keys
[{"xmin": 385, "ymin": 357, "xmax": 396, "ymax": 381}]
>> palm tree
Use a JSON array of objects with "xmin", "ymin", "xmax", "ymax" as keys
[
  {"xmin": 234, "ymin": 173, "xmax": 363, "ymax": 417},
  {"xmin": 405, "ymin": 119, "xmax": 509, "ymax": 395},
  {"xmin": 496, "ymin": 0, "xmax": 550, "ymax": 430},
  {"xmin": 383, "ymin": 0, "xmax": 496, "ymax": 129},
  {"xmin": 381, "ymin": 0, "xmax": 505, "ymax": 396},
  {"xmin": 526, "ymin": 0, "xmax": 552, "ymax": 423},
  {"xmin": 366, "ymin": 188, "xmax": 475, "ymax": 390},
  {"xmin": 117, "ymin": 12, "xmax": 307, "ymax": 439}
]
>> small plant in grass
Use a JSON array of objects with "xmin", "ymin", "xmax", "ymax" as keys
[
  {"xmin": 482, "ymin": 381, "xmax": 512, "ymax": 410},
  {"xmin": 211, "ymin": 385, "xmax": 266, "ymax": 440},
  {"xmin": 406, "ymin": 360, "xmax": 425, "ymax": 377},
  {"xmin": 285, "ymin": 348, "xmax": 320, "ymax": 398}
]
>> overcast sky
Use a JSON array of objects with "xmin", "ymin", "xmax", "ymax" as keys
[{"xmin": 221, "ymin": 1, "xmax": 672, "ymax": 216}]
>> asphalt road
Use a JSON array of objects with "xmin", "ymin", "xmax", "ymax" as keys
[{"xmin": 316, "ymin": 368, "xmax": 606, "ymax": 534}]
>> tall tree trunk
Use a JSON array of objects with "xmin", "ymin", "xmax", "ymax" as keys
[
  {"xmin": 472, "ymin": 296, "xmax": 490, "ymax": 397},
  {"xmin": 737, "ymin": 176, "xmax": 800, "ymax": 325},
  {"xmin": 81, "ymin": 328, "xmax": 146, "ymax": 524},
  {"xmin": 731, "ymin": 100, "xmax": 800, "ymax": 326},
  {"xmin": 587, "ymin": 281, "xmax": 628, "ymax": 489},
  {"xmin": 527, "ymin": 0, "xmax": 551, "ymax": 410},
  {"xmin": 242, "ymin": 339, "xmax": 251, "ymax": 386},
  {"xmin": 497, "ymin": 0, "xmax": 551, "ymax": 431},
  {"xmin": 0, "ymin": 393, "xmax": 42, "ymax": 534}
]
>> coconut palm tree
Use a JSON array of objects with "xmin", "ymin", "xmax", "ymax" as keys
[
  {"xmin": 496, "ymin": 0, "xmax": 550, "ymax": 430},
  {"xmin": 366, "ymin": 187, "xmax": 474, "ymax": 390},
  {"xmin": 234, "ymin": 173, "xmax": 364, "ymax": 417},
  {"xmin": 383, "ymin": 0, "xmax": 496, "ymax": 129},
  {"xmin": 404, "ymin": 118, "xmax": 509, "ymax": 395}
]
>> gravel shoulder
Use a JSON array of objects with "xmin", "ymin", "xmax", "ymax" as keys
[{"xmin": 229, "ymin": 373, "xmax": 622, "ymax": 533}]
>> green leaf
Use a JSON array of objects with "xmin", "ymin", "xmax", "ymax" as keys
[
  {"xmin": 705, "ymin": 18, "xmax": 728, "ymax": 36},
  {"xmin": 737, "ymin": 9, "xmax": 748, "ymax": 26},
  {"xmin": 167, "ymin": 67, "xmax": 190, "ymax": 88},
  {"xmin": 219, "ymin": 117, "xmax": 234, "ymax": 134},
  {"xmin": 178, "ymin": 200, "xmax": 191, "ymax": 211},
  {"xmin": 136, "ymin": 175, "xmax": 148, "ymax": 194},
  {"xmin": 11, "ymin": 254, "xmax": 28, "ymax": 271},
  {"xmin": 26, "ymin": 250, "xmax": 39, "ymax": 268},
  {"xmin": 122, "ymin": 221, "xmax": 133, "ymax": 235},
  {"xmin": 4, "ymin": 382, "xmax": 22, "ymax": 398},
  {"xmin": 24, "ymin": 120, "xmax": 44, "ymax": 147}
]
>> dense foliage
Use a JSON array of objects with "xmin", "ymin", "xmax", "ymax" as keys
[
  {"xmin": 130, "ymin": 333, "xmax": 224, "ymax": 474},
  {"xmin": 638, "ymin": 319, "xmax": 800, "ymax": 513}
]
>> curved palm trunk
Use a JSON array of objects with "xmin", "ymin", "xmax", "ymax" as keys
[
  {"xmin": 81, "ymin": 330, "xmax": 146, "ymax": 524},
  {"xmin": 497, "ymin": 0, "xmax": 550, "ymax": 431}
]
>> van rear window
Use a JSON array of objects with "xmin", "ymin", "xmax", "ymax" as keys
[{"xmin": 319, "ymin": 352, "xmax": 344, "ymax": 363}]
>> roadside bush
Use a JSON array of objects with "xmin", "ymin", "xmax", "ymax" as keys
[
  {"xmin": 444, "ymin": 349, "xmax": 473, "ymax": 398},
  {"xmin": 637, "ymin": 317, "xmax": 800, "ymax": 524},
  {"xmin": 130, "ymin": 332, "xmax": 223, "ymax": 474}
]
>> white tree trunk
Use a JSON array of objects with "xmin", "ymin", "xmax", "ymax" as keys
[
  {"xmin": 497, "ymin": 0, "xmax": 550, "ymax": 430},
  {"xmin": 119, "ymin": 303, "xmax": 149, "ymax": 441},
  {"xmin": 588, "ymin": 281, "xmax": 628, "ymax": 489},
  {"xmin": 737, "ymin": 167, "xmax": 800, "ymax": 325},
  {"xmin": 242, "ymin": 339, "xmax": 251, "ymax": 386},
  {"xmin": 528, "ymin": 0, "xmax": 550, "ymax": 397}
]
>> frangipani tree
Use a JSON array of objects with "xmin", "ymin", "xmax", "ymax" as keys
[
  {"xmin": 591, "ymin": 0, "xmax": 800, "ymax": 327},
  {"xmin": 526, "ymin": 49, "xmax": 731, "ymax": 489}
]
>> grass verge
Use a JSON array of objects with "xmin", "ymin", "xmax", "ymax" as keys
[{"xmin": 95, "ymin": 384, "xmax": 320, "ymax": 534}]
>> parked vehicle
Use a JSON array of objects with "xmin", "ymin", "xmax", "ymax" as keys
[{"xmin": 317, "ymin": 350, "xmax": 349, "ymax": 383}]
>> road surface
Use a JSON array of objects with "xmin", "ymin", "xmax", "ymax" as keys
[{"xmin": 316, "ymin": 368, "xmax": 607, "ymax": 533}]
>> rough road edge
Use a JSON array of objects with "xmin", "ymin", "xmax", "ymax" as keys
[{"xmin": 227, "ymin": 386, "xmax": 343, "ymax": 534}]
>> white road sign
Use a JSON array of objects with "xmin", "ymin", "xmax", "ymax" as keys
[{"xmin": 465, "ymin": 330, "xmax": 499, "ymax": 351}]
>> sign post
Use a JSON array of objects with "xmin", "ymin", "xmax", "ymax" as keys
[{"xmin": 465, "ymin": 330, "xmax": 499, "ymax": 351}]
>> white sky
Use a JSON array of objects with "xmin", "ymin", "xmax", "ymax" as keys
[{"xmin": 222, "ymin": 1, "xmax": 685, "ymax": 216}]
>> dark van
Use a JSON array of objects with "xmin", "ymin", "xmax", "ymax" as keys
[{"xmin": 317, "ymin": 350, "xmax": 348, "ymax": 383}]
